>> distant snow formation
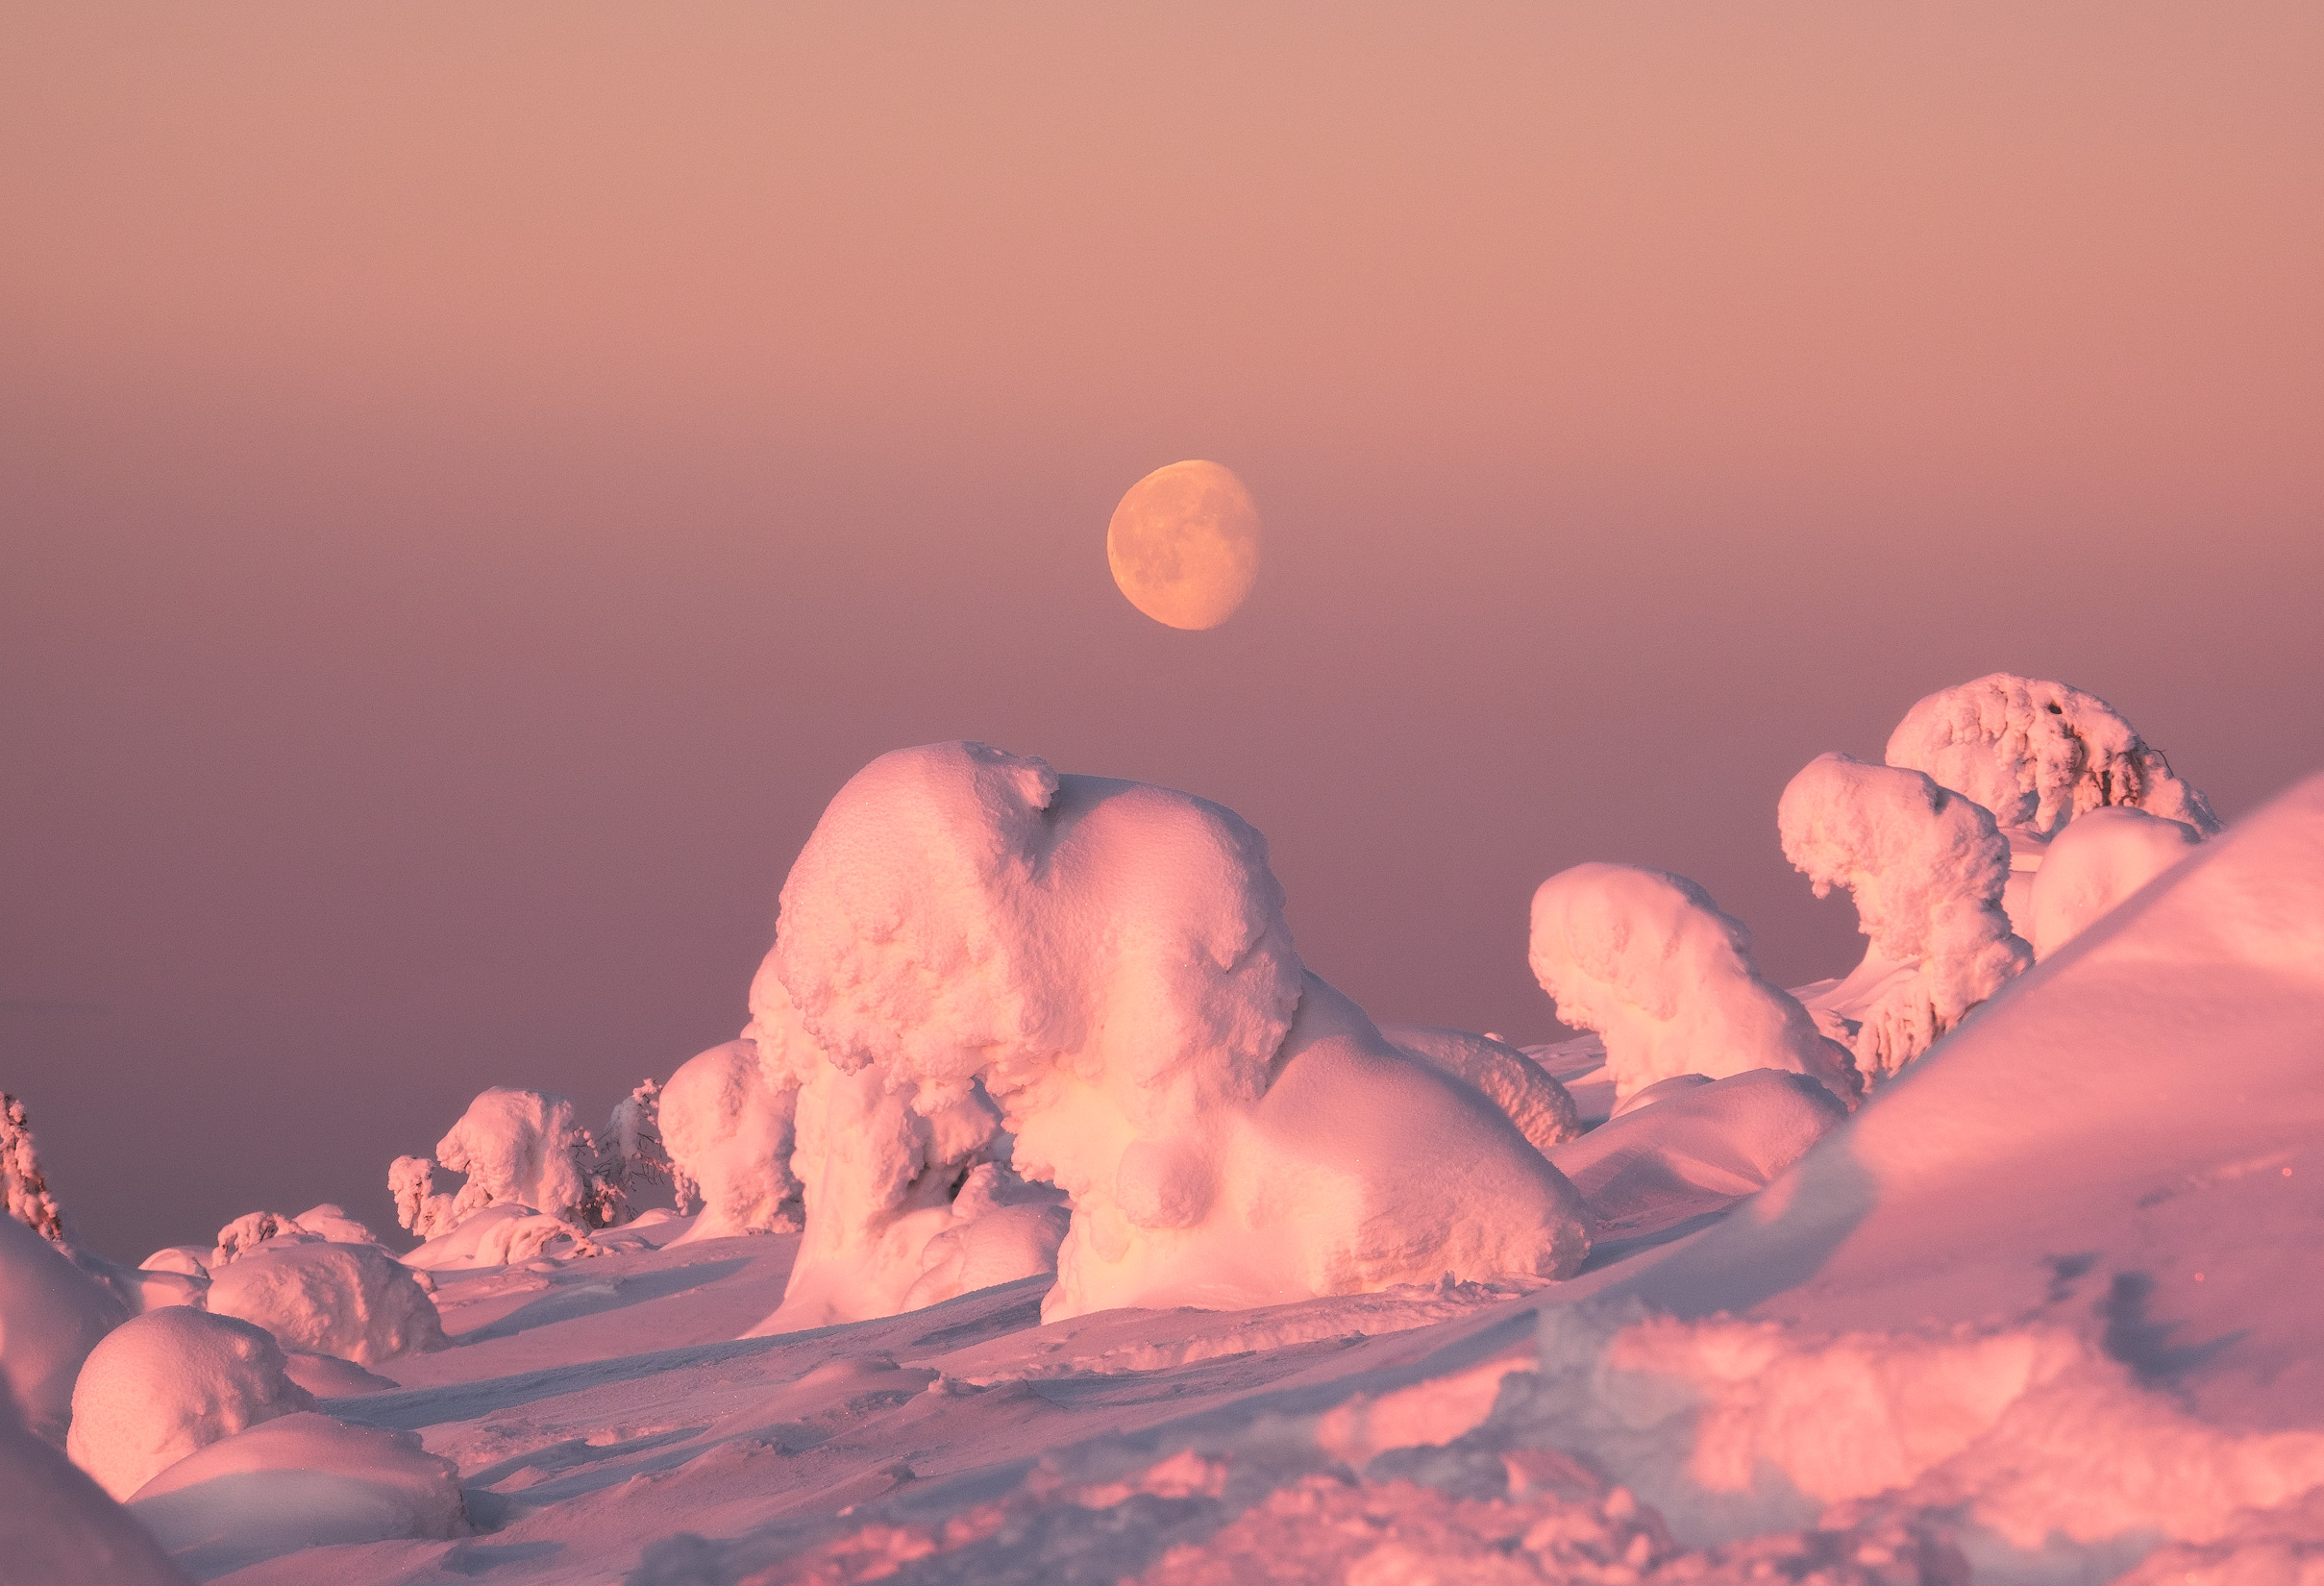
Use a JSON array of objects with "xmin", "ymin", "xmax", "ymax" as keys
[
  {"xmin": 767, "ymin": 741, "xmax": 1592, "ymax": 1324},
  {"xmin": 66, "ymin": 1308, "xmax": 316, "ymax": 1500},
  {"xmin": 1887, "ymin": 672, "xmax": 2219, "ymax": 840},
  {"xmin": 1527, "ymin": 863, "xmax": 1859, "ymax": 1106},
  {"xmin": 2, "ymin": 1092, "xmax": 70, "ymax": 1244},
  {"xmin": 1779, "ymin": 753, "xmax": 2032, "ymax": 1081},
  {"xmin": 658, "ymin": 1038, "xmax": 802, "ymax": 1242},
  {"xmin": 392, "ymin": 1086, "xmax": 601, "ymax": 1242}
]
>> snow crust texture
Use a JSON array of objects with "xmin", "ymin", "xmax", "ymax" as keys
[
  {"xmin": 1778, "ymin": 753, "xmax": 2032, "ymax": 1081},
  {"xmin": 205, "ymin": 1241, "xmax": 448, "ymax": 1365},
  {"xmin": 65, "ymin": 1307, "xmax": 315, "ymax": 1500},
  {"xmin": 1528, "ymin": 863, "xmax": 1858, "ymax": 1106},
  {"xmin": 767, "ymin": 742, "xmax": 1592, "ymax": 1323},
  {"xmin": 1886, "ymin": 671, "xmax": 2220, "ymax": 840}
]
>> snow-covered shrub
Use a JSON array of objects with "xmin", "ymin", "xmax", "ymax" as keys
[
  {"xmin": 1380, "ymin": 1026, "xmax": 1585, "ymax": 1155},
  {"xmin": 765, "ymin": 741, "xmax": 1591, "ymax": 1325},
  {"xmin": 211, "ymin": 1204, "xmax": 389, "ymax": 1269},
  {"xmin": 387, "ymin": 1154, "xmax": 482, "ymax": 1242},
  {"xmin": 582, "ymin": 1078, "xmax": 674, "ymax": 1227},
  {"xmin": 2027, "ymin": 805, "xmax": 2203, "ymax": 959},
  {"xmin": 205, "ymin": 1242, "xmax": 448, "ymax": 1365},
  {"xmin": 657, "ymin": 1039, "xmax": 801, "ymax": 1242},
  {"xmin": 1525, "ymin": 864, "xmax": 1859, "ymax": 1107},
  {"xmin": 127, "ymin": 1412, "xmax": 468, "ymax": 1570},
  {"xmin": 2, "ymin": 1093, "xmax": 70, "ymax": 1244},
  {"xmin": 1886, "ymin": 672, "xmax": 2220, "ymax": 840},
  {"xmin": 1778, "ymin": 753, "xmax": 2032, "ymax": 1080},
  {"xmin": 0, "ymin": 1214, "xmax": 124, "ymax": 1444},
  {"xmin": 400, "ymin": 1202, "xmax": 600, "ymax": 1271},
  {"xmin": 66, "ymin": 1308, "xmax": 315, "ymax": 1500}
]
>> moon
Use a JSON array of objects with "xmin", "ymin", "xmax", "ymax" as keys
[{"xmin": 1106, "ymin": 460, "xmax": 1261, "ymax": 631}]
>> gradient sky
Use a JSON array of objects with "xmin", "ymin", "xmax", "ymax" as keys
[{"xmin": 5, "ymin": 3, "xmax": 2320, "ymax": 1258}]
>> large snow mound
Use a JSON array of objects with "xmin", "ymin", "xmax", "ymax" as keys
[
  {"xmin": 1528, "ymin": 863, "xmax": 1858, "ymax": 1106},
  {"xmin": 0, "ymin": 1213, "xmax": 124, "ymax": 1444},
  {"xmin": 1886, "ymin": 671, "xmax": 2220, "ymax": 840},
  {"xmin": 769, "ymin": 742, "xmax": 1592, "ymax": 1321},
  {"xmin": 0, "ymin": 1384, "xmax": 191, "ymax": 1586},
  {"xmin": 205, "ymin": 1242, "xmax": 448, "ymax": 1365},
  {"xmin": 659, "ymin": 1036, "xmax": 802, "ymax": 1241},
  {"xmin": 127, "ymin": 1411, "xmax": 468, "ymax": 1577},
  {"xmin": 66, "ymin": 1307, "xmax": 315, "ymax": 1501},
  {"xmin": 1779, "ymin": 752, "xmax": 2031, "ymax": 1081},
  {"xmin": 1632, "ymin": 770, "xmax": 2324, "ymax": 1432}
]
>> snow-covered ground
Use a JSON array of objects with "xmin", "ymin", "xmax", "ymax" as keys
[{"xmin": 9, "ymin": 686, "xmax": 2320, "ymax": 1585}]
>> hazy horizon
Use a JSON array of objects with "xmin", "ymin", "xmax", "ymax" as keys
[{"xmin": 6, "ymin": 2, "xmax": 2319, "ymax": 1258}]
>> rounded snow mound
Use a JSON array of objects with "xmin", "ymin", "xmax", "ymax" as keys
[
  {"xmin": 771, "ymin": 741, "xmax": 1592, "ymax": 1321},
  {"xmin": 400, "ymin": 1202, "xmax": 596, "ymax": 1271},
  {"xmin": 1381, "ymin": 1026, "xmax": 1584, "ymax": 1155},
  {"xmin": 660, "ymin": 1037, "xmax": 801, "ymax": 1241},
  {"xmin": 0, "ymin": 1214, "xmax": 125, "ymax": 1444},
  {"xmin": 127, "ymin": 1411, "xmax": 467, "ymax": 1576},
  {"xmin": 1527, "ymin": 863, "xmax": 1858, "ymax": 1107},
  {"xmin": 2029, "ymin": 805, "xmax": 2204, "ymax": 959},
  {"xmin": 66, "ymin": 1308, "xmax": 315, "ymax": 1501},
  {"xmin": 1886, "ymin": 672, "xmax": 2219, "ymax": 840},
  {"xmin": 205, "ymin": 1242, "xmax": 448, "ymax": 1365}
]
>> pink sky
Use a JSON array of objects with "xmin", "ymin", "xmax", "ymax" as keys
[{"xmin": 5, "ymin": 3, "xmax": 2320, "ymax": 1254}]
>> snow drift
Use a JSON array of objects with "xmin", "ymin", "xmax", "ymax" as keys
[
  {"xmin": 66, "ymin": 1307, "xmax": 316, "ymax": 1500},
  {"xmin": 2028, "ymin": 804, "xmax": 2204, "ymax": 959},
  {"xmin": 1779, "ymin": 752, "xmax": 2032, "ymax": 1081},
  {"xmin": 1527, "ymin": 863, "xmax": 1858, "ymax": 1106},
  {"xmin": 766, "ymin": 741, "xmax": 1592, "ymax": 1323}
]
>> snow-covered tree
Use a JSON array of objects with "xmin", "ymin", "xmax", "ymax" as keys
[
  {"xmin": 2, "ymin": 1092, "xmax": 70, "ymax": 1245},
  {"xmin": 580, "ymin": 1078, "xmax": 675, "ymax": 1228}
]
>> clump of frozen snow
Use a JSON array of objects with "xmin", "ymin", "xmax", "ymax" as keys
[
  {"xmin": 1381, "ymin": 1026, "xmax": 1584, "ymax": 1156},
  {"xmin": 1886, "ymin": 672, "xmax": 2220, "ymax": 841},
  {"xmin": 767, "ymin": 741, "xmax": 1591, "ymax": 1323},
  {"xmin": 659, "ymin": 1038, "xmax": 802, "ymax": 1242},
  {"xmin": 2, "ymin": 1092, "xmax": 71, "ymax": 1245},
  {"xmin": 128, "ymin": 1411, "xmax": 468, "ymax": 1574},
  {"xmin": 0, "ymin": 1214, "xmax": 125, "ymax": 1444},
  {"xmin": 1526, "ymin": 863, "xmax": 1859, "ymax": 1107},
  {"xmin": 401, "ymin": 1202, "xmax": 601, "ymax": 1270},
  {"xmin": 205, "ymin": 1241, "xmax": 448, "ymax": 1364},
  {"xmin": 2028, "ymin": 805, "xmax": 2203, "ymax": 959},
  {"xmin": 66, "ymin": 1307, "xmax": 315, "ymax": 1500},
  {"xmin": 0, "ymin": 1382, "xmax": 192, "ymax": 1586},
  {"xmin": 1778, "ymin": 753, "xmax": 2032, "ymax": 1080}
]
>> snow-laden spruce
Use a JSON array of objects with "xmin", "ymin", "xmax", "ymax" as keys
[
  {"xmin": 658, "ymin": 1037, "xmax": 803, "ymax": 1242},
  {"xmin": 1526, "ymin": 863, "xmax": 1859, "ymax": 1107},
  {"xmin": 763, "ymin": 741, "xmax": 1591, "ymax": 1324},
  {"xmin": 1779, "ymin": 752, "xmax": 2031, "ymax": 1081}
]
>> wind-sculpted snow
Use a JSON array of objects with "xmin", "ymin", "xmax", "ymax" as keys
[
  {"xmin": 1887, "ymin": 671, "xmax": 2220, "ymax": 841},
  {"xmin": 1380, "ymin": 1026, "xmax": 1584, "ymax": 1156},
  {"xmin": 2028, "ymin": 804, "xmax": 2203, "ymax": 958},
  {"xmin": 1527, "ymin": 863, "xmax": 1859, "ymax": 1106},
  {"xmin": 769, "ymin": 741, "xmax": 1592, "ymax": 1323},
  {"xmin": 66, "ymin": 1308, "xmax": 315, "ymax": 1500},
  {"xmin": 1778, "ymin": 753, "xmax": 2032, "ymax": 1081},
  {"xmin": 659, "ymin": 1038, "xmax": 803, "ymax": 1242}
]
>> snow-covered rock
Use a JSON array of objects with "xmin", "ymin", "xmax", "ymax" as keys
[
  {"xmin": 768, "ymin": 741, "xmax": 1592, "ymax": 1322},
  {"xmin": 1886, "ymin": 671, "xmax": 2220, "ymax": 841},
  {"xmin": 0, "ymin": 1213, "xmax": 125, "ymax": 1444},
  {"xmin": 0, "ymin": 1382, "xmax": 191, "ymax": 1586},
  {"xmin": 1779, "ymin": 752, "xmax": 2032, "ymax": 1081},
  {"xmin": 2029, "ymin": 804, "xmax": 2204, "ymax": 959},
  {"xmin": 128, "ymin": 1412, "xmax": 467, "ymax": 1576},
  {"xmin": 66, "ymin": 1307, "xmax": 315, "ymax": 1501},
  {"xmin": 204, "ymin": 1242, "xmax": 448, "ymax": 1365},
  {"xmin": 659, "ymin": 1036, "xmax": 802, "ymax": 1242},
  {"xmin": 1526, "ymin": 863, "xmax": 1858, "ymax": 1106},
  {"xmin": 1380, "ymin": 1025, "xmax": 1584, "ymax": 1156}
]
